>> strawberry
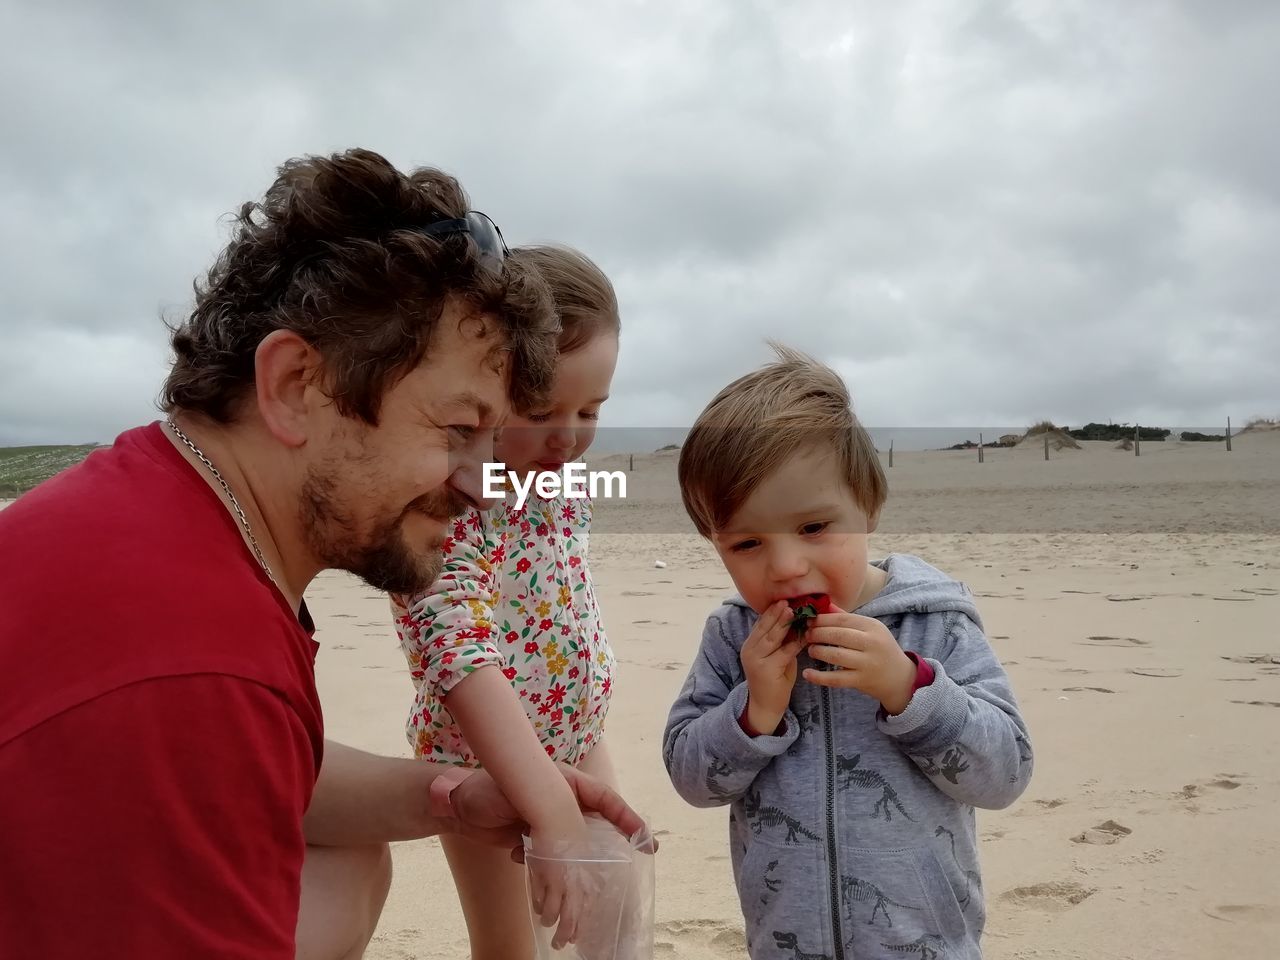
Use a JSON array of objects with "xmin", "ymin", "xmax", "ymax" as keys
[{"xmin": 786, "ymin": 593, "xmax": 832, "ymax": 637}]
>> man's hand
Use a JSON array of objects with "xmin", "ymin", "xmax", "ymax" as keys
[
  {"xmin": 803, "ymin": 608, "xmax": 917, "ymax": 715},
  {"xmin": 441, "ymin": 763, "xmax": 654, "ymax": 950},
  {"xmin": 442, "ymin": 763, "xmax": 654, "ymax": 861},
  {"xmin": 741, "ymin": 600, "xmax": 807, "ymax": 736}
]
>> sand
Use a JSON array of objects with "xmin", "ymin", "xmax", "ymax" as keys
[
  {"xmin": 9, "ymin": 428, "xmax": 1277, "ymax": 957},
  {"xmin": 300, "ymin": 427, "xmax": 1280, "ymax": 959}
]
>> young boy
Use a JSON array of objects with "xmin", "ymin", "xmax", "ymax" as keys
[{"xmin": 663, "ymin": 344, "xmax": 1033, "ymax": 960}]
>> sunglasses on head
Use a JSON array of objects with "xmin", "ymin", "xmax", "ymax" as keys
[{"xmin": 418, "ymin": 210, "xmax": 510, "ymax": 275}]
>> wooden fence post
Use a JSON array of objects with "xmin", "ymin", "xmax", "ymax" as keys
[
  {"xmin": 1134, "ymin": 425, "xmax": 1140, "ymax": 456},
  {"xmin": 1044, "ymin": 434, "xmax": 1049, "ymax": 461},
  {"xmin": 1226, "ymin": 417, "xmax": 1232, "ymax": 452},
  {"xmin": 889, "ymin": 440, "xmax": 894, "ymax": 468},
  {"xmin": 979, "ymin": 433, "xmax": 984, "ymax": 463},
  {"xmin": 629, "ymin": 453, "xmax": 634, "ymax": 471}
]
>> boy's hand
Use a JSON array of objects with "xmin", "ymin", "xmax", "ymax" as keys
[
  {"xmin": 741, "ymin": 600, "xmax": 807, "ymax": 735},
  {"xmin": 803, "ymin": 608, "xmax": 918, "ymax": 715}
]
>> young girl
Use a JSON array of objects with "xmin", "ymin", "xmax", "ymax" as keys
[{"xmin": 390, "ymin": 244, "xmax": 623, "ymax": 958}]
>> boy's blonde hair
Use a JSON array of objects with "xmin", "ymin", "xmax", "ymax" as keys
[
  {"xmin": 511, "ymin": 245, "xmax": 620, "ymax": 354},
  {"xmin": 678, "ymin": 342, "xmax": 887, "ymax": 538}
]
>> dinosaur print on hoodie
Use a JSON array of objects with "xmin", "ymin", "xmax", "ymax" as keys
[{"xmin": 663, "ymin": 554, "xmax": 1033, "ymax": 960}]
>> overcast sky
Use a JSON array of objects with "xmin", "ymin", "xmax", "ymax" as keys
[{"xmin": 1, "ymin": 0, "xmax": 1277, "ymax": 447}]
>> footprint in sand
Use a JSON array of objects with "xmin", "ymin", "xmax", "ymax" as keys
[
  {"xmin": 1000, "ymin": 880, "xmax": 1097, "ymax": 912},
  {"xmin": 1014, "ymin": 798, "xmax": 1066, "ymax": 818},
  {"xmin": 1230, "ymin": 699, "xmax": 1280, "ymax": 708},
  {"xmin": 1180, "ymin": 777, "xmax": 1244, "ymax": 800},
  {"xmin": 1076, "ymin": 635, "xmax": 1148, "ymax": 648},
  {"xmin": 330, "ymin": 644, "xmax": 355, "ymax": 651},
  {"xmin": 1121, "ymin": 848, "xmax": 1165, "ymax": 866},
  {"xmin": 1071, "ymin": 820, "xmax": 1132, "ymax": 845},
  {"xmin": 654, "ymin": 919, "xmax": 746, "ymax": 958},
  {"xmin": 622, "ymin": 590, "xmax": 655, "ymax": 597},
  {"xmin": 369, "ymin": 927, "xmax": 453, "ymax": 958},
  {"xmin": 1127, "ymin": 668, "xmax": 1182, "ymax": 678},
  {"xmin": 1105, "ymin": 594, "xmax": 1154, "ymax": 602},
  {"xmin": 1203, "ymin": 904, "xmax": 1280, "ymax": 924},
  {"xmin": 1239, "ymin": 587, "xmax": 1279, "ymax": 597},
  {"xmin": 1220, "ymin": 653, "xmax": 1280, "ymax": 665},
  {"xmin": 1062, "ymin": 686, "xmax": 1116, "ymax": 694}
]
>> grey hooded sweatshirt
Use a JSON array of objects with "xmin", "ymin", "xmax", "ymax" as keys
[{"xmin": 663, "ymin": 554, "xmax": 1033, "ymax": 960}]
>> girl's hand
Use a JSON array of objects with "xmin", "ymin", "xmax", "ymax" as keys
[{"xmin": 525, "ymin": 811, "xmax": 593, "ymax": 949}]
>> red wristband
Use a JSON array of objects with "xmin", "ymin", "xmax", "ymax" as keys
[
  {"xmin": 906, "ymin": 652, "xmax": 935, "ymax": 691},
  {"xmin": 739, "ymin": 696, "xmax": 786, "ymax": 738}
]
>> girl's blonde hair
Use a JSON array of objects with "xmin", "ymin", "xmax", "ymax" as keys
[{"xmin": 511, "ymin": 245, "xmax": 620, "ymax": 353}]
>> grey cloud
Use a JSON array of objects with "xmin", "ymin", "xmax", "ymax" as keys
[{"xmin": 0, "ymin": 0, "xmax": 1276, "ymax": 447}]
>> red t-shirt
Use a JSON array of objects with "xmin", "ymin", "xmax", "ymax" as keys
[{"xmin": 0, "ymin": 422, "xmax": 324, "ymax": 958}]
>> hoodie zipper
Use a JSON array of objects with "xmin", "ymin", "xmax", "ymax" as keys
[{"xmin": 821, "ymin": 677, "xmax": 845, "ymax": 959}]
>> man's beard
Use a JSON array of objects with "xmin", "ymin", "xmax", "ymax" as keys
[{"xmin": 300, "ymin": 467, "xmax": 468, "ymax": 596}]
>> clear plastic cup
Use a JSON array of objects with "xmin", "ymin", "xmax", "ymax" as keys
[{"xmin": 522, "ymin": 815, "xmax": 656, "ymax": 960}]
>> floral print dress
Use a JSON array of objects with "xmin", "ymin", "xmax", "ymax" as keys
[{"xmin": 390, "ymin": 489, "xmax": 614, "ymax": 768}]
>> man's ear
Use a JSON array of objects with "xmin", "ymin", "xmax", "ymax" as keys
[{"xmin": 253, "ymin": 330, "xmax": 325, "ymax": 448}]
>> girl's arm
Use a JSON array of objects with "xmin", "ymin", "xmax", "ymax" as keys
[
  {"xmin": 393, "ymin": 509, "xmax": 586, "ymax": 836},
  {"xmin": 442, "ymin": 668, "xmax": 585, "ymax": 834}
]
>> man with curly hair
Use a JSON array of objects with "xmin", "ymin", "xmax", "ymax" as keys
[{"xmin": 0, "ymin": 148, "xmax": 647, "ymax": 959}]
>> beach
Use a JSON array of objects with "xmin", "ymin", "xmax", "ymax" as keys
[
  {"xmin": 302, "ymin": 426, "xmax": 1279, "ymax": 959},
  {"xmin": 8, "ymin": 429, "xmax": 1273, "ymax": 956}
]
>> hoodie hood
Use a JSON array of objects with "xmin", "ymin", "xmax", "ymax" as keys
[{"xmin": 724, "ymin": 552, "xmax": 983, "ymax": 627}]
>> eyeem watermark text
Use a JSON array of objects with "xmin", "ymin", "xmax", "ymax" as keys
[{"xmin": 483, "ymin": 463, "xmax": 627, "ymax": 510}]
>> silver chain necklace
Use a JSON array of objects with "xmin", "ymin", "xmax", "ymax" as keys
[{"xmin": 166, "ymin": 418, "xmax": 278, "ymax": 585}]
